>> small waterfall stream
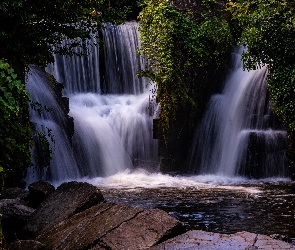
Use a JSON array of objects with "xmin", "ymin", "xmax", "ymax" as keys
[
  {"xmin": 27, "ymin": 22, "xmax": 158, "ymax": 183},
  {"xmin": 189, "ymin": 48, "xmax": 288, "ymax": 178}
]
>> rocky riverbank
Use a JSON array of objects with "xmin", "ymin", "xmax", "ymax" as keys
[{"xmin": 1, "ymin": 181, "xmax": 294, "ymax": 249}]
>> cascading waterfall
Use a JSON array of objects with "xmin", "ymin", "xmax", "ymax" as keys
[
  {"xmin": 189, "ymin": 48, "xmax": 288, "ymax": 178},
  {"xmin": 48, "ymin": 34, "xmax": 101, "ymax": 95},
  {"xmin": 26, "ymin": 66, "xmax": 79, "ymax": 183},
  {"xmin": 102, "ymin": 23, "xmax": 148, "ymax": 94},
  {"xmin": 27, "ymin": 22, "xmax": 158, "ymax": 183}
]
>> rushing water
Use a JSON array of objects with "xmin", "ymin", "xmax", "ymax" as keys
[
  {"xmin": 189, "ymin": 48, "xmax": 288, "ymax": 178},
  {"xmin": 26, "ymin": 23, "xmax": 295, "ymax": 242},
  {"xmin": 27, "ymin": 22, "xmax": 158, "ymax": 182}
]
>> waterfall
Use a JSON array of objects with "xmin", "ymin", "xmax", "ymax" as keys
[
  {"xmin": 102, "ymin": 23, "xmax": 149, "ymax": 94},
  {"xmin": 189, "ymin": 48, "xmax": 288, "ymax": 178},
  {"xmin": 26, "ymin": 66, "xmax": 80, "ymax": 183},
  {"xmin": 27, "ymin": 22, "xmax": 158, "ymax": 183}
]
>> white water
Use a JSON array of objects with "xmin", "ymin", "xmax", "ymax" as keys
[
  {"xmin": 48, "ymin": 35, "xmax": 101, "ymax": 95},
  {"xmin": 27, "ymin": 22, "xmax": 158, "ymax": 183},
  {"xmin": 26, "ymin": 66, "xmax": 80, "ymax": 183},
  {"xmin": 102, "ymin": 22, "xmax": 149, "ymax": 94},
  {"xmin": 70, "ymin": 91, "xmax": 158, "ymax": 177},
  {"xmin": 189, "ymin": 48, "xmax": 287, "ymax": 178},
  {"xmin": 27, "ymin": 29, "xmax": 288, "ymax": 184},
  {"xmin": 50, "ymin": 168, "xmax": 293, "ymax": 194}
]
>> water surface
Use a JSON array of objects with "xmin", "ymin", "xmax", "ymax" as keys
[{"xmin": 66, "ymin": 169, "xmax": 295, "ymax": 241}]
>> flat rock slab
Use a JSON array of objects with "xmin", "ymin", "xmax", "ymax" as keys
[
  {"xmin": 37, "ymin": 204, "xmax": 184, "ymax": 250},
  {"xmin": 8, "ymin": 240, "xmax": 47, "ymax": 250},
  {"xmin": 37, "ymin": 203, "xmax": 143, "ymax": 249},
  {"xmin": 255, "ymin": 234, "xmax": 295, "ymax": 249},
  {"xmin": 101, "ymin": 208, "xmax": 185, "ymax": 249},
  {"xmin": 150, "ymin": 230, "xmax": 295, "ymax": 250},
  {"xmin": 24, "ymin": 181, "xmax": 104, "ymax": 238}
]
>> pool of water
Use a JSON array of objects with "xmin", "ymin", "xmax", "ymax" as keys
[{"xmin": 56, "ymin": 169, "xmax": 295, "ymax": 242}]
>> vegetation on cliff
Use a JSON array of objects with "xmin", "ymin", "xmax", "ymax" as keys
[{"xmin": 139, "ymin": 0, "xmax": 233, "ymax": 131}]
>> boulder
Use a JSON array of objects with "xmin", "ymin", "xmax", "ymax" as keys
[
  {"xmin": 7, "ymin": 240, "xmax": 47, "ymax": 250},
  {"xmin": 150, "ymin": 230, "xmax": 295, "ymax": 249},
  {"xmin": 23, "ymin": 181, "xmax": 104, "ymax": 238},
  {"xmin": 0, "ymin": 187, "xmax": 29, "ymax": 201},
  {"xmin": 0, "ymin": 199, "xmax": 35, "ymax": 243},
  {"xmin": 101, "ymin": 208, "xmax": 185, "ymax": 249},
  {"xmin": 27, "ymin": 180, "xmax": 55, "ymax": 208},
  {"xmin": 37, "ymin": 204, "xmax": 184, "ymax": 250},
  {"xmin": 37, "ymin": 203, "xmax": 142, "ymax": 249}
]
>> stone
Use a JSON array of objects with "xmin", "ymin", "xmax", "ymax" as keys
[
  {"xmin": 0, "ymin": 199, "xmax": 35, "ymax": 243},
  {"xmin": 0, "ymin": 187, "xmax": 29, "ymax": 201},
  {"xmin": 27, "ymin": 180, "xmax": 55, "ymax": 208},
  {"xmin": 7, "ymin": 240, "xmax": 47, "ymax": 250},
  {"xmin": 150, "ymin": 230, "xmax": 295, "ymax": 250},
  {"xmin": 37, "ymin": 203, "xmax": 142, "ymax": 249},
  {"xmin": 23, "ymin": 181, "xmax": 104, "ymax": 238},
  {"xmin": 254, "ymin": 234, "xmax": 295, "ymax": 249},
  {"xmin": 101, "ymin": 208, "xmax": 185, "ymax": 250}
]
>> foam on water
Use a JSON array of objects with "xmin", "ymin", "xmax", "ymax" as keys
[{"xmin": 49, "ymin": 169, "xmax": 291, "ymax": 194}]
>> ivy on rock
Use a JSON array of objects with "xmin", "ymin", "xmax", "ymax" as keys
[{"xmin": 139, "ymin": 0, "xmax": 233, "ymax": 131}]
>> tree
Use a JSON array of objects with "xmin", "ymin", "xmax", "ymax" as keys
[{"xmin": 0, "ymin": 0, "xmax": 131, "ymax": 76}]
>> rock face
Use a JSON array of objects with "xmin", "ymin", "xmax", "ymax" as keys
[
  {"xmin": 0, "ymin": 187, "xmax": 29, "ymax": 201},
  {"xmin": 36, "ymin": 204, "xmax": 185, "ymax": 250},
  {"xmin": 27, "ymin": 180, "xmax": 55, "ymax": 208},
  {"xmin": 150, "ymin": 230, "xmax": 295, "ymax": 250},
  {"xmin": 101, "ymin": 208, "xmax": 185, "ymax": 249},
  {"xmin": 23, "ymin": 181, "xmax": 104, "ymax": 238},
  {"xmin": 243, "ymin": 131, "xmax": 287, "ymax": 178},
  {"xmin": 7, "ymin": 240, "xmax": 47, "ymax": 250},
  {"xmin": 0, "ymin": 199, "xmax": 35, "ymax": 243}
]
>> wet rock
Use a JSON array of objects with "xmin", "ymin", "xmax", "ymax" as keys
[
  {"xmin": 27, "ymin": 180, "xmax": 55, "ymax": 208},
  {"xmin": 23, "ymin": 181, "xmax": 104, "ymax": 238},
  {"xmin": 37, "ymin": 203, "xmax": 142, "ymax": 249},
  {"xmin": 243, "ymin": 131, "xmax": 287, "ymax": 178},
  {"xmin": 255, "ymin": 234, "xmax": 295, "ymax": 249},
  {"xmin": 7, "ymin": 240, "xmax": 47, "ymax": 250},
  {"xmin": 150, "ymin": 230, "xmax": 295, "ymax": 249},
  {"xmin": 101, "ymin": 208, "xmax": 185, "ymax": 249},
  {"xmin": 0, "ymin": 199, "xmax": 35, "ymax": 243},
  {"xmin": 36, "ymin": 204, "xmax": 184, "ymax": 250},
  {"xmin": 0, "ymin": 187, "xmax": 29, "ymax": 201}
]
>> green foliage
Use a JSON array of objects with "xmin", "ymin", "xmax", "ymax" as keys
[
  {"xmin": 228, "ymin": 0, "xmax": 295, "ymax": 131},
  {"xmin": 139, "ymin": 0, "xmax": 233, "ymax": 130},
  {"xmin": 0, "ymin": 59, "xmax": 32, "ymax": 189},
  {"xmin": 0, "ymin": 0, "xmax": 131, "ymax": 76}
]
